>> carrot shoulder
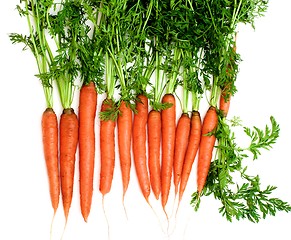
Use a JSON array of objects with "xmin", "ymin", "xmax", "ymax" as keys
[
  {"xmin": 117, "ymin": 100, "xmax": 132, "ymax": 197},
  {"xmin": 197, "ymin": 106, "xmax": 218, "ymax": 194},
  {"xmin": 60, "ymin": 108, "xmax": 79, "ymax": 220},
  {"xmin": 99, "ymin": 99, "xmax": 116, "ymax": 196},
  {"xmin": 148, "ymin": 109, "xmax": 162, "ymax": 200},
  {"xmin": 132, "ymin": 94, "xmax": 151, "ymax": 201},
  {"xmin": 42, "ymin": 108, "xmax": 60, "ymax": 214},
  {"xmin": 78, "ymin": 82, "xmax": 97, "ymax": 222},
  {"xmin": 173, "ymin": 113, "xmax": 190, "ymax": 196},
  {"xmin": 161, "ymin": 93, "xmax": 176, "ymax": 208}
]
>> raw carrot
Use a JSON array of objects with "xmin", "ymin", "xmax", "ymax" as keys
[
  {"xmin": 132, "ymin": 94, "xmax": 151, "ymax": 201},
  {"xmin": 60, "ymin": 108, "xmax": 79, "ymax": 220},
  {"xmin": 117, "ymin": 100, "xmax": 132, "ymax": 198},
  {"xmin": 42, "ymin": 108, "xmax": 60, "ymax": 214},
  {"xmin": 179, "ymin": 111, "xmax": 201, "ymax": 201},
  {"xmin": 78, "ymin": 81, "xmax": 97, "ymax": 222},
  {"xmin": 147, "ymin": 109, "xmax": 161, "ymax": 200},
  {"xmin": 99, "ymin": 99, "xmax": 116, "ymax": 196},
  {"xmin": 219, "ymin": 92, "xmax": 231, "ymax": 117},
  {"xmin": 197, "ymin": 106, "xmax": 218, "ymax": 194},
  {"xmin": 173, "ymin": 113, "xmax": 190, "ymax": 196},
  {"xmin": 161, "ymin": 93, "xmax": 176, "ymax": 208}
]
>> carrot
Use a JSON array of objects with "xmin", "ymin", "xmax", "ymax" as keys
[
  {"xmin": 78, "ymin": 81, "xmax": 97, "ymax": 222},
  {"xmin": 219, "ymin": 92, "xmax": 231, "ymax": 117},
  {"xmin": 178, "ymin": 111, "xmax": 201, "ymax": 201},
  {"xmin": 60, "ymin": 108, "xmax": 79, "ymax": 220},
  {"xmin": 132, "ymin": 94, "xmax": 151, "ymax": 201},
  {"xmin": 41, "ymin": 108, "xmax": 60, "ymax": 214},
  {"xmin": 173, "ymin": 113, "xmax": 191, "ymax": 196},
  {"xmin": 197, "ymin": 106, "xmax": 218, "ymax": 194},
  {"xmin": 161, "ymin": 93, "xmax": 176, "ymax": 208},
  {"xmin": 147, "ymin": 109, "xmax": 162, "ymax": 200},
  {"xmin": 219, "ymin": 38, "xmax": 236, "ymax": 118},
  {"xmin": 117, "ymin": 100, "xmax": 132, "ymax": 198},
  {"xmin": 99, "ymin": 99, "xmax": 116, "ymax": 196}
]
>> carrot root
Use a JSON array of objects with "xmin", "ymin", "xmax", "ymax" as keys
[
  {"xmin": 219, "ymin": 92, "xmax": 231, "ymax": 117},
  {"xmin": 173, "ymin": 113, "xmax": 191, "ymax": 196},
  {"xmin": 99, "ymin": 99, "xmax": 116, "ymax": 196},
  {"xmin": 117, "ymin": 100, "xmax": 133, "ymax": 198},
  {"xmin": 161, "ymin": 94, "xmax": 176, "ymax": 208},
  {"xmin": 41, "ymin": 108, "xmax": 60, "ymax": 214},
  {"xmin": 79, "ymin": 82, "xmax": 97, "ymax": 222},
  {"xmin": 148, "ymin": 109, "xmax": 162, "ymax": 200},
  {"xmin": 60, "ymin": 108, "xmax": 78, "ymax": 221},
  {"xmin": 178, "ymin": 110, "xmax": 202, "ymax": 201},
  {"xmin": 197, "ymin": 106, "xmax": 218, "ymax": 194},
  {"xmin": 132, "ymin": 94, "xmax": 151, "ymax": 201}
]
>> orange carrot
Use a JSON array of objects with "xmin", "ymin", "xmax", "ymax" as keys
[
  {"xmin": 161, "ymin": 93, "xmax": 176, "ymax": 208},
  {"xmin": 173, "ymin": 113, "xmax": 190, "ymax": 196},
  {"xmin": 179, "ymin": 111, "xmax": 201, "ymax": 201},
  {"xmin": 99, "ymin": 99, "xmax": 116, "ymax": 196},
  {"xmin": 132, "ymin": 94, "xmax": 151, "ymax": 201},
  {"xmin": 219, "ymin": 92, "xmax": 231, "ymax": 117},
  {"xmin": 147, "ymin": 109, "xmax": 161, "ymax": 200},
  {"xmin": 60, "ymin": 108, "xmax": 79, "ymax": 220},
  {"xmin": 78, "ymin": 82, "xmax": 97, "ymax": 222},
  {"xmin": 41, "ymin": 108, "xmax": 60, "ymax": 214},
  {"xmin": 197, "ymin": 106, "xmax": 218, "ymax": 194},
  {"xmin": 117, "ymin": 100, "xmax": 132, "ymax": 198}
]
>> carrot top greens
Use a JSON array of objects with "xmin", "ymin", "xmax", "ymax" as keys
[
  {"xmin": 48, "ymin": 0, "xmax": 91, "ymax": 109},
  {"xmin": 10, "ymin": 0, "xmax": 97, "ymax": 109},
  {"xmin": 10, "ymin": 0, "xmax": 55, "ymax": 108}
]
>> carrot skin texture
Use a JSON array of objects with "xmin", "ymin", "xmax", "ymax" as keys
[
  {"xmin": 60, "ymin": 108, "xmax": 79, "ymax": 220},
  {"xmin": 78, "ymin": 82, "xmax": 97, "ymax": 222},
  {"xmin": 197, "ymin": 106, "xmax": 218, "ymax": 194},
  {"xmin": 148, "ymin": 109, "xmax": 161, "ymax": 200},
  {"xmin": 132, "ymin": 95, "xmax": 151, "ymax": 201},
  {"xmin": 161, "ymin": 94, "xmax": 176, "ymax": 208},
  {"xmin": 173, "ymin": 113, "xmax": 190, "ymax": 196},
  {"xmin": 42, "ymin": 108, "xmax": 60, "ymax": 214},
  {"xmin": 117, "ymin": 100, "xmax": 132, "ymax": 197},
  {"xmin": 99, "ymin": 99, "xmax": 116, "ymax": 196},
  {"xmin": 179, "ymin": 111, "xmax": 201, "ymax": 201}
]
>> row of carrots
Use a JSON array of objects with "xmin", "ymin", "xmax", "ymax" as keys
[
  {"xmin": 10, "ymin": 0, "xmax": 266, "ymax": 230},
  {"xmin": 42, "ymin": 80, "xmax": 228, "ymax": 223}
]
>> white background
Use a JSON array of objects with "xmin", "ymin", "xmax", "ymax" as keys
[{"xmin": 1, "ymin": 1, "xmax": 291, "ymax": 240}]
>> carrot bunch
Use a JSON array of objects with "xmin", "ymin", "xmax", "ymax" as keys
[{"xmin": 11, "ymin": 0, "xmax": 291, "ymax": 236}]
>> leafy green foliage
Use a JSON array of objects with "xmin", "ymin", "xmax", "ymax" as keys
[
  {"xmin": 191, "ymin": 115, "xmax": 291, "ymax": 222},
  {"xmin": 244, "ymin": 116, "xmax": 280, "ymax": 160},
  {"xmin": 9, "ymin": 33, "xmax": 34, "ymax": 52}
]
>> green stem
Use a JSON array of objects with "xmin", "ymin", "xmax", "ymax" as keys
[
  {"xmin": 25, "ymin": 0, "xmax": 41, "ymax": 73},
  {"xmin": 167, "ymin": 46, "xmax": 181, "ymax": 94},
  {"xmin": 210, "ymin": 76, "xmax": 220, "ymax": 107},
  {"xmin": 182, "ymin": 68, "xmax": 189, "ymax": 113},
  {"xmin": 191, "ymin": 90, "xmax": 200, "ymax": 112},
  {"xmin": 154, "ymin": 46, "xmax": 165, "ymax": 105},
  {"xmin": 25, "ymin": 0, "xmax": 55, "ymax": 108},
  {"xmin": 105, "ymin": 52, "xmax": 115, "ymax": 100}
]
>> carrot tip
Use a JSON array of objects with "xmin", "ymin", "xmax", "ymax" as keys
[{"xmin": 83, "ymin": 215, "xmax": 88, "ymax": 223}]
